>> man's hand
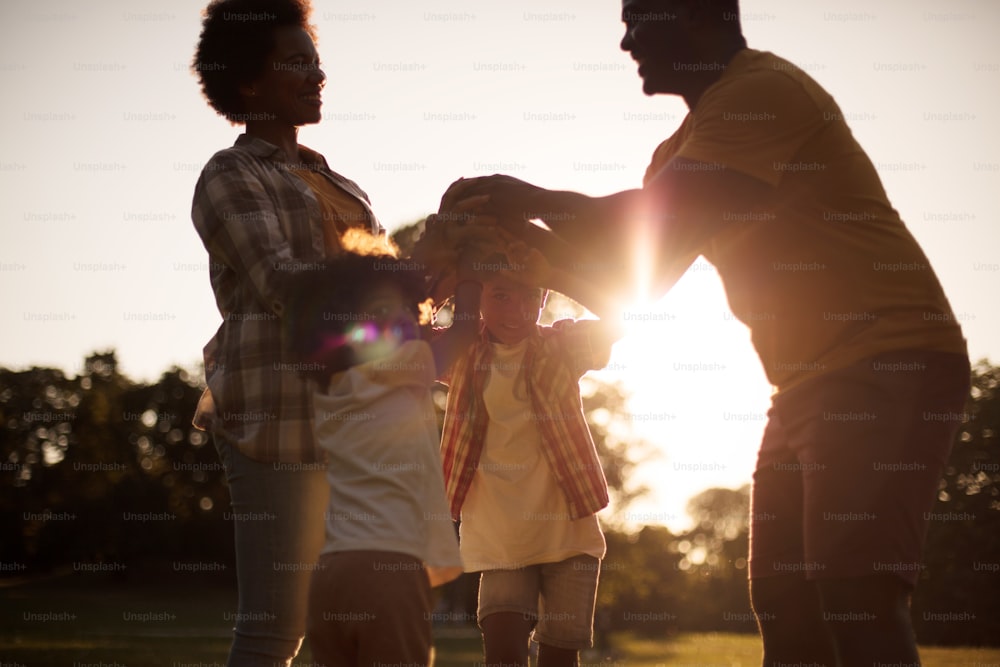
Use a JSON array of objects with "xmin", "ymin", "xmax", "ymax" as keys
[
  {"xmin": 414, "ymin": 193, "xmax": 496, "ymax": 270},
  {"xmin": 440, "ymin": 175, "xmax": 546, "ymax": 231}
]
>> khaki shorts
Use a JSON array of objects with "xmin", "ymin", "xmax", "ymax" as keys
[{"xmin": 477, "ymin": 554, "xmax": 600, "ymax": 650}]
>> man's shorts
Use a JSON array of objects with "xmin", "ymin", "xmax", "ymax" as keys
[
  {"xmin": 749, "ymin": 349, "xmax": 969, "ymax": 588},
  {"xmin": 477, "ymin": 554, "xmax": 600, "ymax": 650}
]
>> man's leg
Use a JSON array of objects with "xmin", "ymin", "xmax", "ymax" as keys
[
  {"xmin": 776, "ymin": 350, "xmax": 969, "ymax": 665},
  {"xmin": 750, "ymin": 576, "xmax": 837, "ymax": 666},
  {"xmin": 817, "ymin": 575, "xmax": 918, "ymax": 665},
  {"xmin": 750, "ymin": 411, "xmax": 836, "ymax": 665}
]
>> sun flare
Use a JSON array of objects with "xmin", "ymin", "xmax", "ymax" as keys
[{"xmin": 584, "ymin": 261, "xmax": 772, "ymax": 531}]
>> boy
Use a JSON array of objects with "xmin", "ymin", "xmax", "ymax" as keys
[{"xmin": 283, "ymin": 247, "xmax": 486, "ymax": 667}]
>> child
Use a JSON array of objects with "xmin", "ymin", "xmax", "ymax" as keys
[
  {"xmin": 436, "ymin": 234, "xmax": 622, "ymax": 667},
  {"xmin": 282, "ymin": 248, "xmax": 485, "ymax": 667}
]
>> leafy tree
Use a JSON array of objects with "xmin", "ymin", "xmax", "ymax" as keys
[
  {"xmin": 686, "ymin": 485, "xmax": 750, "ymax": 543},
  {"xmin": 1, "ymin": 363, "xmax": 83, "ymax": 566},
  {"xmin": 4, "ymin": 346, "xmax": 996, "ymax": 646},
  {"xmin": 1, "ymin": 352, "xmax": 231, "ymax": 574},
  {"xmin": 600, "ymin": 525, "xmax": 685, "ymax": 635},
  {"xmin": 389, "ymin": 217, "xmax": 427, "ymax": 257},
  {"xmin": 672, "ymin": 485, "xmax": 754, "ymax": 633}
]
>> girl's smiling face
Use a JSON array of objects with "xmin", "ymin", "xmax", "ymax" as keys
[{"xmin": 480, "ymin": 277, "xmax": 545, "ymax": 345}]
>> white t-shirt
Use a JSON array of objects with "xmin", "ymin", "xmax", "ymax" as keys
[
  {"xmin": 313, "ymin": 339, "xmax": 462, "ymax": 587},
  {"xmin": 459, "ymin": 338, "xmax": 605, "ymax": 572}
]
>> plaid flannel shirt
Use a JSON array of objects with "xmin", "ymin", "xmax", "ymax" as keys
[
  {"xmin": 191, "ymin": 134, "xmax": 382, "ymax": 462},
  {"xmin": 439, "ymin": 320, "xmax": 612, "ymax": 520}
]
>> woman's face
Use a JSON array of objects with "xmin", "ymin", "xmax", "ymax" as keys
[{"xmin": 244, "ymin": 26, "xmax": 325, "ymax": 127}]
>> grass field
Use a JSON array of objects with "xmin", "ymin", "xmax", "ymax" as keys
[{"xmin": 2, "ymin": 572, "xmax": 998, "ymax": 667}]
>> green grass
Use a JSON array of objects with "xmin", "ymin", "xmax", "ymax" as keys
[
  {"xmin": 586, "ymin": 632, "xmax": 1000, "ymax": 667},
  {"xmin": 2, "ymin": 573, "xmax": 998, "ymax": 666}
]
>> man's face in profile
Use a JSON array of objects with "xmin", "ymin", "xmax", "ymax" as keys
[{"xmin": 620, "ymin": 0, "xmax": 695, "ymax": 96}]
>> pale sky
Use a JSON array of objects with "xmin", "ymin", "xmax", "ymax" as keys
[{"xmin": 1, "ymin": 0, "xmax": 998, "ymax": 531}]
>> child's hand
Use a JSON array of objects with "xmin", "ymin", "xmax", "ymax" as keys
[{"xmin": 416, "ymin": 218, "xmax": 512, "ymax": 301}]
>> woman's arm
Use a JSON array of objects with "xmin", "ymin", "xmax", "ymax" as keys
[{"xmin": 192, "ymin": 152, "xmax": 311, "ymax": 317}]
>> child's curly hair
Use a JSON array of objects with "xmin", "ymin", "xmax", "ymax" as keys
[{"xmin": 282, "ymin": 254, "xmax": 430, "ymax": 383}]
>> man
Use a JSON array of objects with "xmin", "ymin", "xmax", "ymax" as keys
[{"xmin": 441, "ymin": 1, "xmax": 970, "ymax": 664}]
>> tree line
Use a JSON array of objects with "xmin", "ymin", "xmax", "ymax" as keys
[{"xmin": 1, "ymin": 351, "xmax": 997, "ymax": 645}]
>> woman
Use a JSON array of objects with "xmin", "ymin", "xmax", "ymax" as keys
[{"xmin": 190, "ymin": 1, "xmax": 382, "ymax": 664}]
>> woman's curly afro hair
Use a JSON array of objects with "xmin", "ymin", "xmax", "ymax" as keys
[{"xmin": 192, "ymin": 0, "xmax": 316, "ymax": 123}]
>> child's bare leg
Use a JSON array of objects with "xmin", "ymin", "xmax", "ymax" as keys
[
  {"xmin": 482, "ymin": 611, "xmax": 534, "ymax": 667},
  {"xmin": 537, "ymin": 643, "xmax": 579, "ymax": 667}
]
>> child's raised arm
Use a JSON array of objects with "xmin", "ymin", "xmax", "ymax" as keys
[
  {"xmin": 503, "ymin": 239, "xmax": 624, "ymax": 342},
  {"xmin": 430, "ymin": 249, "xmax": 484, "ymax": 376}
]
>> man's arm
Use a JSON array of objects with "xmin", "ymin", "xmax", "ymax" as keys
[
  {"xmin": 440, "ymin": 175, "xmax": 643, "ymax": 255},
  {"xmin": 642, "ymin": 156, "xmax": 774, "ymax": 262},
  {"xmin": 441, "ymin": 159, "xmax": 774, "ymax": 299}
]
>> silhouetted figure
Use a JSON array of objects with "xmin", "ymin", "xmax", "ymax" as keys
[{"xmin": 191, "ymin": 1, "xmax": 383, "ymax": 664}]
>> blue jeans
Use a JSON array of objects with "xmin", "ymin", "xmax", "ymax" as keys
[{"xmin": 215, "ymin": 436, "xmax": 328, "ymax": 667}]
